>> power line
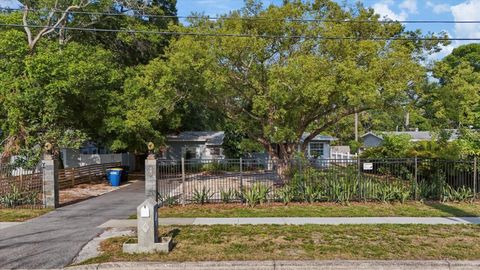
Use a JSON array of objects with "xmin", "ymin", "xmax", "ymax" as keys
[
  {"xmin": 1, "ymin": 23, "xmax": 478, "ymax": 41},
  {"xmin": 2, "ymin": 7, "xmax": 480, "ymax": 24}
]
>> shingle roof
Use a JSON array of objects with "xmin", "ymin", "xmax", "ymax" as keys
[
  {"xmin": 301, "ymin": 133, "xmax": 337, "ymax": 142},
  {"xmin": 166, "ymin": 131, "xmax": 225, "ymax": 146}
]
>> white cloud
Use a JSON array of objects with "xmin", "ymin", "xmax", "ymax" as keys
[
  {"xmin": 399, "ymin": 0, "xmax": 418, "ymax": 14},
  {"xmin": 373, "ymin": 0, "xmax": 408, "ymax": 21},
  {"xmin": 426, "ymin": 1, "xmax": 451, "ymax": 14},
  {"xmin": 451, "ymin": 0, "xmax": 480, "ymax": 40}
]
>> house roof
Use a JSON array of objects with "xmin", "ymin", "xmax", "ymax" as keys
[
  {"xmin": 301, "ymin": 133, "xmax": 337, "ymax": 142},
  {"xmin": 361, "ymin": 130, "xmax": 459, "ymax": 142},
  {"xmin": 166, "ymin": 131, "xmax": 225, "ymax": 146},
  {"xmin": 167, "ymin": 131, "xmax": 336, "ymax": 146}
]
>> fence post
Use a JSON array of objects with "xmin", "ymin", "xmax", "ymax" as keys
[
  {"xmin": 414, "ymin": 156, "xmax": 418, "ymax": 201},
  {"xmin": 71, "ymin": 167, "xmax": 75, "ymax": 187},
  {"xmin": 181, "ymin": 158, "xmax": 186, "ymax": 206},
  {"xmin": 145, "ymin": 154, "xmax": 158, "ymax": 202},
  {"xmin": 88, "ymin": 165, "xmax": 92, "ymax": 183},
  {"xmin": 42, "ymin": 155, "xmax": 59, "ymax": 208},
  {"xmin": 474, "ymin": 156, "xmax": 477, "ymax": 199},
  {"xmin": 357, "ymin": 156, "xmax": 362, "ymax": 199},
  {"xmin": 239, "ymin": 158, "xmax": 243, "ymax": 201}
]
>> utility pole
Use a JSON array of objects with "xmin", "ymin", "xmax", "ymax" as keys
[{"xmin": 354, "ymin": 112, "xmax": 359, "ymax": 142}]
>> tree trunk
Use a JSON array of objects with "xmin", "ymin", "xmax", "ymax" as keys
[{"xmin": 266, "ymin": 142, "xmax": 299, "ymax": 182}]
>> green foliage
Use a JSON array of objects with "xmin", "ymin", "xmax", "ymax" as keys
[
  {"xmin": 441, "ymin": 185, "xmax": 474, "ymax": 203},
  {"xmin": 242, "ymin": 183, "xmax": 270, "ymax": 207},
  {"xmin": 201, "ymin": 161, "xmax": 223, "ymax": 173},
  {"xmin": 159, "ymin": 194, "xmax": 178, "ymax": 207},
  {"xmin": 276, "ymin": 186, "xmax": 295, "ymax": 205},
  {"xmin": 0, "ymin": 185, "xmax": 39, "ymax": 207},
  {"xmin": 139, "ymin": 0, "xmax": 446, "ymax": 161},
  {"xmin": 192, "ymin": 187, "xmax": 213, "ymax": 205},
  {"xmin": 220, "ymin": 189, "xmax": 236, "ymax": 204},
  {"xmin": 361, "ymin": 134, "xmax": 412, "ymax": 158}
]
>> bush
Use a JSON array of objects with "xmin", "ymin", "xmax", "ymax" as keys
[
  {"xmin": 192, "ymin": 187, "xmax": 214, "ymax": 205},
  {"xmin": 220, "ymin": 189, "xmax": 236, "ymax": 203},
  {"xmin": 242, "ymin": 183, "xmax": 270, "ymax": 207},
  {"xmin": 0, "ymin": 185, "xmax": 40, "ymax": 207}
]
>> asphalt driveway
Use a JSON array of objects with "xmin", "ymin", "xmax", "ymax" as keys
[{"xmin": 0, "ymin": 180, "xmax": 144, "ymax": 269}]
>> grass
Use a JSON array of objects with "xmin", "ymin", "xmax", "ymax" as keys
[
  {"xmin": 83, "ymin": 224, "xmax": 480, "ymax": 264},
  {"xmin": 144, "ymin": 202, "xmax": 480, "ymax": 218},
  {"xmin": 0, "ymin": 208, "xmax": 51, "ymax": 222}
]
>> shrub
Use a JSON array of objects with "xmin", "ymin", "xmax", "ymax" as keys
[
  {"xmin": 220, "ymin": 189, "xmax": 236, "ymax": 203},
  {"xmin": 242, "ymin": 183, "xmax": 270, "ymax": 207},
  {"xmin": 276, "ymin": 186, "xmax": 294, "ymax": 205},
  {"xmin": 0, "ymin": 185, "xmax": 40, "ymax": 207},
  {"xmin": 442, "ymin": 185, "xmax": 474, "ymax": 203},
  {"xmin": 192, "ymin": 187, "xmax": 214, "ymax": 205},
  {"xmin": 159, "ymin": 193, "xmax": 179, "ymax": 207}
]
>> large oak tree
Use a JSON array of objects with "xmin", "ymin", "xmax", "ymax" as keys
[{"xmin": 140, "ymin": 0, "xmax": 446, "ymax": 165}]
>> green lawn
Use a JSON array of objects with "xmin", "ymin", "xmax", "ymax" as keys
[
  {"xmin": 0, "ymin": 208, "xmax": 51, "ymax": 222},
  {"xmin": 151, "ymin": 202, "xmax": 480, "ymax": 218},
  {"xmin": 83, "ymin": 224, "xmax": 480, "ymax": 264}
]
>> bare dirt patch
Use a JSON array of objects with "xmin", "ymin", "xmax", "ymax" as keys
[{"xmin": 60, "ymin": 181, "xmax": 135, "ymax": 206}]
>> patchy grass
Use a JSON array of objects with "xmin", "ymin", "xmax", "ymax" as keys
[
  {"xmin": 0, "ymin": 208, "xmax": 51, "ymax": 222},
  {"xmin": 151, "ymin": 202, "xmax": 480, "ymax": 218},
  {"xmin": 83, "ymin": 224, "xmax": 480, "ymax": 264}
]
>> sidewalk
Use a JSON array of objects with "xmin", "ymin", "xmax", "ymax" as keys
[
  {"xmin": 99, "ymin": 216, "xmax": 480, "ymax": 228},
  {"xmin": 0, "ymin": 222, "xmax": 22, "ymax": 230},
  {"xmin": 67, "ymin": 260, "xmax": 480, "ymax": 270}
]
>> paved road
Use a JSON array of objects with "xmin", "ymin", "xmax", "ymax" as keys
[
  {"xmin": 99, "ymin": 216, "xmax": 480, "ymax": 228},
  {"xmin": 0, "ymin": 180, "xmax": 144, "ymax": 270}
]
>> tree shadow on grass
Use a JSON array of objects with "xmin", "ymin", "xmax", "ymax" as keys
[{"xmin": 425, "ymin": 201, "xmax": 480, "ymax": 223}]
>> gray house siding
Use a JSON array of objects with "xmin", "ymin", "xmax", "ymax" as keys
[{"xmin": 362, "ymin": 134, "xmax": 384, "ymax": 148}]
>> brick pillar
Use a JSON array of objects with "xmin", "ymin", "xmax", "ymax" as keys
[
  {"xmin": 43, "ymin": 156, "xmax": 59, "ymax": 208},
  {"xmin": 145, "ymin": 155, "xmax": 158, "ymax": 201}
]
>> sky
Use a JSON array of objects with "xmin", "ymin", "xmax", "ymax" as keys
[
  {"xmin": 175, "ymin": 0, "xmax": 480, "ymax": 60},
  {"xmin": 1, "ymin": 0, "xmax": 479, "ymax": 59}
]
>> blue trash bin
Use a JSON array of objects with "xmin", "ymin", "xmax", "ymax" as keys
[{"xmin": 107, "ymin": 168, "xmax": 123, "ymax": 186}]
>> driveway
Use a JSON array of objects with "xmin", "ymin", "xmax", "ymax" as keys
[{"xmin": 0, "ymin": 180, "xmax": 144, "ymax": 269}]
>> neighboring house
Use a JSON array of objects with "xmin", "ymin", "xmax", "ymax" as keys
[
  {"xmin": 163, "ymin": 131, "xmax": 337, "ymax": 160},
  {"xmin": 163, "ymin": 131, "xmax": 225, "ymax": 160},
  {"xmin": 300, "ymin": 133, "xmax": 337, "ymax": 159},
  {"xmin": 361, "ymin": 130, "xmax": 459, "ymax": 148}
]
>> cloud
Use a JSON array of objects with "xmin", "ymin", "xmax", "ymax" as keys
[
  {"xmin": 451, "ymin": 0, "xmax": 480, "ymax": 40},
  {"xmin": 373, "ymin": 0, "xmax": 408, "ymax": 21},
  {"xmin": 399, "ymin": 0, "xmax": 418, "ymax": 14},
  {"xmin": 426, "ymin": 1, "xmax": 451, "ymax": 14}
]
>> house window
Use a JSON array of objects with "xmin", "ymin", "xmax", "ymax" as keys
[
  {"xmin": 309, "ymin": 142, "xmax": 324, "ymax": 158},
  {"xmin": 209, "ymin": 147, "xmax": 221, "ymax": 157}
]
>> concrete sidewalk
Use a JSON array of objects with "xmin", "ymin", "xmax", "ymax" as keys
[
  {"xmin": 67, "ymin": 260, "xmax": 480, "ymax": 270},
  {"xmin": 99, "ymin": 216, "xmax": 480, "ymax": 228},
  {"xmin": 0, "ymin": 222, "xmax": 22, "ymax": 230}
]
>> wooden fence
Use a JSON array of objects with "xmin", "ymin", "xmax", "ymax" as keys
[{"xmin": 58, "ymin": 162, "xmax": 121, "ymax": 189}]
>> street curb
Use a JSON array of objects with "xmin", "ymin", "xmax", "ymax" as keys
[{"xmin": 66, "ymin": 260, "xmax": 480, "ymax": 270}]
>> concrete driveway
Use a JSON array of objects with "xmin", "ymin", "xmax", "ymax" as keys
[{"xmin": 0, "ymin": 180, "xmax": 144, "ymax": 269}]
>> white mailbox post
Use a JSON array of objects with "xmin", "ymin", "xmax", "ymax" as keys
[{"xmin": 123, "ymin": 198, "xmax": 172, "ymax": 254}]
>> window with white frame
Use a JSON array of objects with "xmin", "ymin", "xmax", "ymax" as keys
[{"xmin": 309, "ymin": 142, "xmax": 324, "ymax": 158}]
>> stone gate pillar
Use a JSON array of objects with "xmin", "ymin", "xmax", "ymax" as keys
[
  {"xmin": 42, "ymin": 155, "xmax": 59, "ymax": 208},
  {"xmin": 145, "ymin": 154, "xmax": 158, "ymax": 202}
]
